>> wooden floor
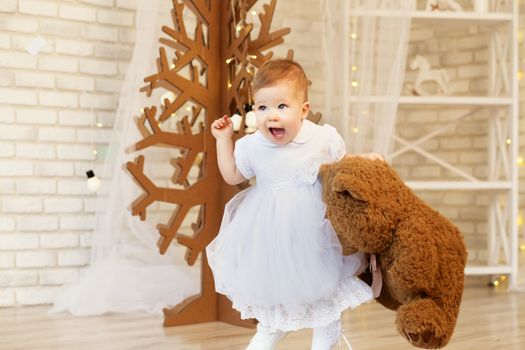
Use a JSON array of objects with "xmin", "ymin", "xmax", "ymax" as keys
[{"xmin": 1, "ymin": 276, "xmax": 524, "ymax": 350}]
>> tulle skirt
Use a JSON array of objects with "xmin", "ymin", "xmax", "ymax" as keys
[{"xmin": 207, "ymin": 183, "xmax": 373, "ymax": 332}]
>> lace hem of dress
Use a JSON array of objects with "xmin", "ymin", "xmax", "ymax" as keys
[{"xmin": 231, "ymin": 276, "xmax": 373, "ymax": 332}]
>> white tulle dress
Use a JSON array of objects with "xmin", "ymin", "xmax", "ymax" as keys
[{"xmin": 206, "ymin": 120, "xmax": 373, "ymax": 332}]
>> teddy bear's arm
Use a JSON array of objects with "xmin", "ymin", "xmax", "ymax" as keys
[{"xmin": 388, "ymin": 222, "xmax": 439, "ymax": 295}]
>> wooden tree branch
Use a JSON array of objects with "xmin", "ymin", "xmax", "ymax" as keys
[
  {"xmin": 248, "ymin": 0, "xmax": 290, "ymax": 54},
  {"xmin": 127, "ymin": 0, "xmax": 299, "ymax": 328},
  {"xmin": 134, "ymin": 107, "xmax": 204, "ymax": 151},
  {"xmin": 183, "ymin": 0, "xmax": 211, "ymax": 24},
  {"xmin": 125, "ymin": 155, "xmax": 157, "ymax": 221}
]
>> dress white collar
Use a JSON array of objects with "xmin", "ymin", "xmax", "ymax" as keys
[{"xmin": 291, "ymin": 119, "xmax": 316, "ymax": 144}]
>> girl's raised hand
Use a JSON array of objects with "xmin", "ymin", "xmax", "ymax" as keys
[{"xmin": 211, "ymin": 115, "xmax": 234, "ymax": 140}]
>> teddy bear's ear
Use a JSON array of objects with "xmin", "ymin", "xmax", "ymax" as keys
[{"xmin": 331, "ymin": 174, "xmax": 365, "ymax": 202}]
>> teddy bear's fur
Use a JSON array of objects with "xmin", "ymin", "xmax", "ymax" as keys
[{"xmin": 319, "ymin": 157, "xmax": 467, "ymax": 349}]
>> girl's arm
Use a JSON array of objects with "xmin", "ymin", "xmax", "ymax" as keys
[
  {"xmin": 212, "ymin": 115, "xmax": 247, "ymax": 185},
  {"xmin": 216, "ymin": 138, "xmax": 247, "ymax": 185}
]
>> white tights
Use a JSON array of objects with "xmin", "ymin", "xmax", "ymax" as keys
[
  {"xmin": 245, "ymin": 324, "xmax": 288, "ymax": 350},
  {"xmin": 246, "ymin": 319, "xmax": 351, "ymax": 350},
  {"xmin": 311, "ymin": 319, "xmax": 351, "ymax": 350}
]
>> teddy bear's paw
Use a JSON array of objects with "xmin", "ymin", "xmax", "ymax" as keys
[
  {"xmin": 403, "ymin": 330, "xmax": 445, "ymax": 349},
  {"xmin": 396, "ymin": 299, "xmax": 451, "ymax": 349}
]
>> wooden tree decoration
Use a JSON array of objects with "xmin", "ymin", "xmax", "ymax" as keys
[{"xmin": 125, "ymin": 0, "xmax": 295, "ymax": 327}]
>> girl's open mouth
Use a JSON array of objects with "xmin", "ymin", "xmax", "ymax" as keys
[{"xmin": 269, "ymin": 127, "xmax": 286, "ymax": 139}]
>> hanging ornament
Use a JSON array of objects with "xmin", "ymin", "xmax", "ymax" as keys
[
  {"xmin": 25, "ymin": 35, "xmax": 47, "ymax": 56},
  {"xmin": 230, "ymin": 113, "xmax": 242, "ymax": 131},
  {"xmin": 244, "ymin": 112, "xmax": 257, "ymax": 134},
  {"xmin": 86, "ymin": 170, "xmax": 101, "ymax": 193},
  {"xmin": 243, "ymin": 103, "xmax": 257, "ymax": 133},
  {"xmin": 245, "ymin": 111, "xmax": 256, "ymax": 127}
]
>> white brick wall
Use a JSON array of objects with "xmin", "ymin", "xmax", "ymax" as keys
[
  {"xmin": 0, "ymin": 0, "xmax": 135, "ymax": 306},
  {"xmin": 1, "ymin": 0, "xmax": 524, "ymax": 308}
]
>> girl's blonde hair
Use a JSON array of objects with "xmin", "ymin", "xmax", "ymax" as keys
[{"xmin": 252, "ymin": 59, "xmax": 309, "ymax": 102}]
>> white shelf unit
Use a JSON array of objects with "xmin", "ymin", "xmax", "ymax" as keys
[
  {"xmin": 360, "ymin": 3, "xmax": 519, "ymax": 288},
  {"xmin": 350, "ymin": 95, "xmax": 513, "ymax": 105}
]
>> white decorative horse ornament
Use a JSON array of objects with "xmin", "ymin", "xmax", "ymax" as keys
[
  {"xmin": 425, "ymin": 0, "xmax": 463, "ymax": 12},
  {"xmin": 410, "ymin": 55, "xmax": 452, "ymax": 96}
]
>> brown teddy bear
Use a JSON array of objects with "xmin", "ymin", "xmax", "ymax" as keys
[{"xmin": 319, "ymin": 156, "xmax": 467, "ymax": 349}]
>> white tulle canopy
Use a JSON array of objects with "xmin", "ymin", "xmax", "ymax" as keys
[
  {"xmin": 321, "ymin": 0, "xmax": 414, "ymax": 157},
  {"xmin": 50, "ymin": 0, "xmax": 200, "ymax": 316}
]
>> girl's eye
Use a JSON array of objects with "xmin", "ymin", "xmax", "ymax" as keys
[
  {"xmin": 257, "ymin": 105, "xmax": 267, "ymax": 112},
  {"xmin": 278, "ymin": 103, "xmax": 287, "ymax": 110}
]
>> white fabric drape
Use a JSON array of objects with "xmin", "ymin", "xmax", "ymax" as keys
[
  {"xmin": 321, "ymin": 0, "xmax": 414, "ymax": 156},
  {"xmin": 50, "ymin": 0, "xmax": 200, "ymax": 316}
]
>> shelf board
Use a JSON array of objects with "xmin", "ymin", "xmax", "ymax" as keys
[
  {"xmin": 465, "ymin": 265, "xmax": 513, "ymax": 275},
  {"xmin": 411, "ymin": 10, "xmax": 513, "ymax": 27},
  {"xmin": 349, "ymin": 95, "xmax": 513, "ymax": 106},
  {"xmin": 350, "ymin": 10, "xmax": 513, "ymax": 27},
  {"xmin": 405, "ymin": 181, "xmax": 512, "ymax": 190},
  {"xmin": 399, "ymin": 96, "xmax": 512, "ymax": 105}
]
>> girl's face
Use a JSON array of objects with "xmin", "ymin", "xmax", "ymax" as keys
[{"xmin": 253, "ymin": 81, "xmax": 310, "ymax": 145}]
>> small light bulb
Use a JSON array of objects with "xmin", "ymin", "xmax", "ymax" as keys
[
  {"xmin": 351, "ymin": 33, "xmax": 357, "ymax": 39},
  {"xmin": 86, "ymin": 170, "xmax": 101, "ymax": 193},
  {"xmin": 352, "ymin": 65, "xmax": 358, "ymax": 71},
  {"xmin": 251, "ymin": 10, "xmax": 257, "ymax": 16},
  {"xmin": 236, "ymin": 24, "xmax": 242, "ymax": 32},
  {"xmin": 493, "ymin": 280, "xmax": 499, "ymax": 286},
  {"xmin": 352, "ymin": 127, "xmax": 359, "ymax": 133},
  {"xmin": 93, "ymin": 149, "xmax": 98, "ymax": 155},
  {"xmin": 170, "ymin": 63, "xmax": 176, "ymax": 69},
  {"xmin": 351, "ymin": 81, "xmax": 358, "ymax": 87},
  {"xmin": 96, "ymin": 122, "xmax": 103, "ymax": 128},
  {"xmin": 228, "ymin": 82, "xmax": 232, "ymax": 88},
  {"xmin": 505, "ymin": 138, "xmax": 511, "ymax": 145},
  {"xmin": 517, "ymin": 156, "xmax": 524, "ymax": 166},
  {"xmin": 185, "ymin": 106, "xmax": 192, "ymax": 111},
  {"xmin": 517, "ymin": 71, "xmax": 523, "ymax": 80},
  {"xmin": 500, "ymin": 275, "xmax": 507, "ymax": 282},
  {"xmin": 520, "ymin": 244, "xmax": 525, "ymax": 251}
]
